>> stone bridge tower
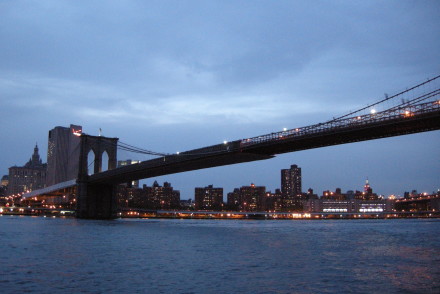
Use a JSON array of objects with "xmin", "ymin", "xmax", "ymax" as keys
[{"xmin": 76, "ymin": 134, "xmax": 119, "ymax": 219}]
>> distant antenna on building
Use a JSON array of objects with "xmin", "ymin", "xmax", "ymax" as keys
[{"xmin": 99, "ymin": 128, "xmax": 102, "ymax": 136}]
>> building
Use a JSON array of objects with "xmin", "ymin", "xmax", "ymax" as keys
[
  {"xmin": 304, "ymin": 199, "xmax": 394, "ymax": 214},
  {"xmin": 239, "ymin": 183, "xmax": 266, "ymax": 211},
  {"xmin": 145, "ymin": 181, "xmax": 180, "ymax": 209},
  {"xmin": 194, "ymin": 185, "xmax": 223, "ymax": 210},
  {"xmin": 8, "ymin": 144, "xmax": 47, "ymax": 196},
  {"xmin": 281, "ymin": 164, "xmax": 303, "ymax": 210},
  {"xmin": 227, "ymin": 188, "xmax": 241, "ymax": 211},
  {"xmin": 281, "ymin": 164, "xmax": 302, "ymax": 197},
  {"xmin": 117, "ymin": 159, "xmax": 141, "ymax": 188},
  {"xmin": 1, "ymin": 175, "xmax": 8, "ymax": 187},
  {"xmin": 117, "ymin": 181, "xmax": 181, "ymax": 210},
  {"xmin": 46, "ymin": 124, "xmax": 82, "ymax": 186},
  {"xmin": 322, "ymin": 188, "xmax": 346, "ymax": 200},
  {"xmin": 264, "ymin": 189, "xmax": 283, "ymax": 212},
  {"xmin": 354, "ymin": 179, "xmax": 379, "ymax": 200},
  {"xmin": 0, "ymin": 175, "xmax": 8, "ymax": 203}
]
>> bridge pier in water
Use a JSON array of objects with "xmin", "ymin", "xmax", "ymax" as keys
[
  {"xmin": 76, "ymin": 134, "xmax": 119, "ymax": 219},
  {"xmin": 77, "ymin": 180, "xmax": 118, "ymax": 219}
]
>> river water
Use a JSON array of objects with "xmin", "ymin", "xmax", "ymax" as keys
[{"xmin": 0, "ymin": 216, "xmax": 439, "ymax": 293}]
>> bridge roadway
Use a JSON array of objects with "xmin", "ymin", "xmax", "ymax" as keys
[{"xmin": 89, "ymin": 100, "xmax": 440, "ymax": 184}]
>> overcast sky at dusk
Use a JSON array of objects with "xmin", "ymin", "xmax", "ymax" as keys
[{"xmin": 1, "ymin": 0, "xmax": 439, "ymax": 199}]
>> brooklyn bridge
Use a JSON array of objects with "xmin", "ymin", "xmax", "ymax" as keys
[{"xmin": 23, "ymin": 75, "xmax": 440, "ymax": 219}]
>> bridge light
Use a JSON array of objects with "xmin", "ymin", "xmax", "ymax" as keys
[
  {"xmin": 223, "ymin": 141, "xmax": 228, "ymax": 145},
  {"xmin": 283, "ymin": 128, "xmax": 287, "ymax": 131},
  {"xmin": 176, "ymin": 151, "xmax": 180, "ymax": 155},
  {"xmin": 370, "ymin": 109, "xmax": 377, "ymax": 114}
]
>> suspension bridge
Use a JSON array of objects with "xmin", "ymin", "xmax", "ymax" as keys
[{"xmin": 23, "ymin": 75, "xmax": 440, "ymax": 218}]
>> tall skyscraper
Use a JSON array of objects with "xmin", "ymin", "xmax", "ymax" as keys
[
  {"xmin": 46, "ymin": 124, "xmax": 82, "ymax": 186},
  {"xmin": 281, "ymin": 164, "xmax": 302, "ymax": 197}
]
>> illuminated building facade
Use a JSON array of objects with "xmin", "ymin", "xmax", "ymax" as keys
[
  {"xmin": 239, "ymin": 183, "xmax": 266, "ymax": 211},
  {"xmin": 264, "ymin": 189, "xmax": 283, "ymax": 212},
  {"xmin": 146, "ymin": 181, "xmax": 180, "ymax": 209},
  {"xmin": 0, "ymin": 175, "xmax": 9, "ymax": 202},
  {"xmin": 304, "ymin": 199, "xmax": 393, "ymax": 214},
  {"xmin": 355, "ymin": 179, "xmax": 379, "ymax": 200},
  {"xmin": 281, "ymin": 164, "xmax": 303, "ymax": 210},
  {"xmin": 194, "ymin": 185, "xmax": 223, "ymax": 210},
  {"xmin": 118, "ymin": 181, "xmax": 180, "ymax": 210},
  {"xmin": 281, "ymin": 164, "xmax": 302, "ymax": 197},
  {"xmin": 8, "ymin": 144, "xmax": 47, "ymax": 196},
  {"xmin": 1, "ymin": 175, "xmax": 8, "ymax": 187},
  {"xmin": 46, "ymin": 124, "xmax": 82, "ymax": 186}
]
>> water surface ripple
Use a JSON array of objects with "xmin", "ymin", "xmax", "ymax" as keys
[{"xmin": 0, "ymin": 216, "xmax": 439, "ymax": 293}]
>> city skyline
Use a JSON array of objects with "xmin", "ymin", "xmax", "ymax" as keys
[
  {"xmin": 1, "ymin": 1, "xmax": 439, "ymax": 198},
  {"xmin": 2, "ymin": 140, "xmax": 435, "ymax": 200}
]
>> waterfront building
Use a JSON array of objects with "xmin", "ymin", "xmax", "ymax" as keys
[
  {"xmin": 0, "ymin": 176, "xmax": 8, "ymax": 203},
  {"xmin": 264, "ymin": 189, "xmax": 283, "ymax": 212},
  {"xmin": 194, "ymin": 185, "xmax": 223, "ymax": 210},
  {"xmin": 281, "ymin": 164, "xmax": 302, "ymax": 197},
  {"xmin": 46, "ymin": 124, "xmax": 82, "ymax": 186},
  {"xmin": 239, "ymin": 183, "xmax": 266, "ymax": 211},
  {"xmin": 227, "ymin": 188, "xmax": 241, "ymax": 210},
  {"xmin": 146, "ymin": 181, "xmax": 180, "ymax": 209},
  {"xmin": 117, "ymin": 159, "xmax": 141, "ymax": 188},
  {"xmin": 117, "ymin": 181, "xmax": 180, "ymax": 210},
  {"xmin": 322, "ymin": 188, "xmax": 346, "ymax": 200},
  {"xmin": 281, "ymin": 164, "xmax": 303, "ymax": 211},
  {"xmin": 303, "ymin": 199, "xmax": 394, "ymax": 214},
  {"xmin": 7, "ymin": 144, "xmax": 47, "ymax": 196}
]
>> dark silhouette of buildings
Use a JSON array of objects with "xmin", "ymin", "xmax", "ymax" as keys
[
  {"xmin": 118, "ymin": 181, "xmax": 180, "ymax": 210},
  {"xmin": 195, "ymin": 185, "xmax": 223, "ymax": 210},
  {"xmin": 227, "ymin": 183, "xmax": 266, "ymax": 211},
  {"xmin": 354, "ymin": 179, "xmax": 379, "ymax": 200},
  {"xmin": 0, "ymin": 175, "xmax": 8, "ymax": 203},
  {"xmin": 8, "ymin": 144, "xmax": 47, "ymax": 196},
  {"xmin": 264, "ymin": 189, "xmax": 283, "ymax": 212},
  {"xmin": 227, "ymin": 188, "xmax": 241, "ymax": 211}
]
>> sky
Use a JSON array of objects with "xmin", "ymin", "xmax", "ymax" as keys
[{"xmin": 1, "ymin": 0, "xmax": 439, "ymax": 199}]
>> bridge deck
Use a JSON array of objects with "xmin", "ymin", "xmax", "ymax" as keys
[{"xmin": 89, "ymin": 100, "xmax": 440, "ymax": 184}]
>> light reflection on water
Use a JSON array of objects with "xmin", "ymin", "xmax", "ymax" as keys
[{"xmin": 0, "ymin": 216, "xmax": 439, "ymax": 293}]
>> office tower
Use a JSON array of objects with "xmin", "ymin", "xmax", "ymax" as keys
[{"xmin": 46, "ymin": 124, "xmax": 82, "ymax": 186}]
